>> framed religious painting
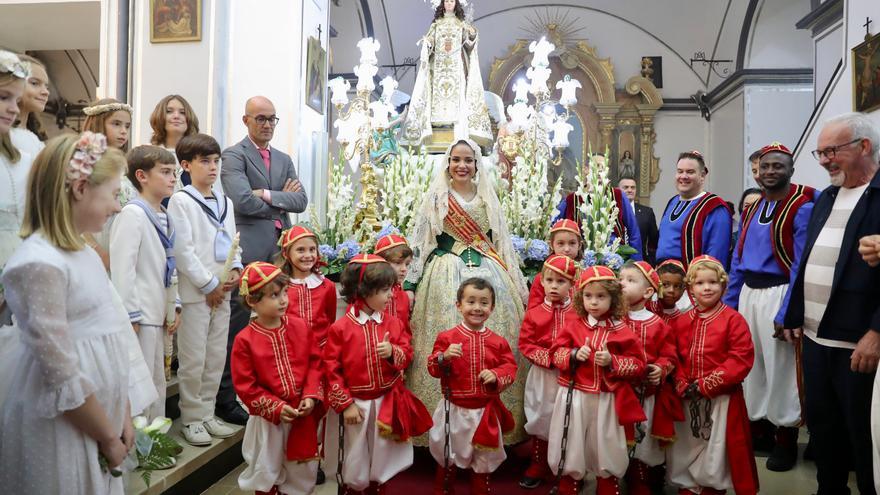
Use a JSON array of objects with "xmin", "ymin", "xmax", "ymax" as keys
[
  {"xmin": 150, "ymin": 0, "xmax": 202, "ymax": 43},
  {"xmin": 305, "ymin": 36, "xmax": 327, "ymax": 114},
  {"xmin": 852, "ymin": 31, "xmax": 880, "ymax": 113}
]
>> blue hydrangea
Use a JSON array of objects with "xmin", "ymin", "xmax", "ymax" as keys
[
  {"xmin": 582, "ymin": 249, "xmax": 598, "ymax": 267},
  {"xmin": 319, "ymin": 244, "xmax": 337, "ymax": 261},
  {"xmin": 374, "ymin": 223, "xmax": 401, "ymax": 241},
  {"xmin": 336, "ymin": 240, "xmax": 361, "ymax": 262},
  {"xmin": 525, "ymin": 239, "xmax": 550, "ymax": 261},
  {"xmin": 510, "ymin": 235, "xmax": 526, "ymax": 258},
  {"xmin": 604, "ymin": 253, "xmax": 624, "ymax": 271}
]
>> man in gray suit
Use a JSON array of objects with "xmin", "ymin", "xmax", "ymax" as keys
[{"xmin": 216, "ymin": 96, "xmax": 308, "ymax": 424}]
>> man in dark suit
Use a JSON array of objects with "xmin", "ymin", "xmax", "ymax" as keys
[
  {"xmin": 618, "ymin": 176, "xmax": 658, "ymax": 264},
  {"xmin": 784, "ymin": 112, "xmax": 880, "ymax": 494},
  {"xmin": 217, "ymin": 96, "xmax": 309, "ymax": 424}
]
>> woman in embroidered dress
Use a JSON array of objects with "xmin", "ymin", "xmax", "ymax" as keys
[
  {"xmin": 405, "ymin": 139, "xmax": 528, "ymax": 444},
  {"xmin": 401, "ymin": 0, "xmax": 492, "ymax": 147}
]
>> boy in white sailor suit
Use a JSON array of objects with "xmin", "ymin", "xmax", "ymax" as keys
[
  {"xmin": 168, "ymin": 134, "xmax": 243, "ymax": 446},
  {"xmin": 110, "ymin": 145, "xmax": 182, "ymax": 420}
]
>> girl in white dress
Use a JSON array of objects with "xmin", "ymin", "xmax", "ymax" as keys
[
  {"xmin": 10, "ymin": 53, "xmax": 49, "ymax": 157},
  {"xmin": 0, "ymin": 132, "xmax": 134, "ymax": 494},
  {"xmin": 0, "ymin": 50, "xmax": 30, "ymax": 268}
]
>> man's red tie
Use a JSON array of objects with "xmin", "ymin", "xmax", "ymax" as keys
[
  {"xmin": 258, "ymin": 148, "xmax": 271, "ymax": 172},
  {"xmin": 258, "ymin": 147, "xmax": 282, "ymax": 230}
]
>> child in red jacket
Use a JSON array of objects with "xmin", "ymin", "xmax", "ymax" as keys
[
  {"xmin": 427, "ymin": 278, "xmax": 518, "ymax": 495},
  {"xmin": 667, "ymin": 255, "xmax": 758, "ymax": 495},
  {"xmin": 323, "ymin": 254, "xmax": 432, "ymax": 494},
  {"xmin": 619, "ymin": 261, "xmax": 681, "ymax": 494},
  {"xmin": 527, "ymin": 219, "xmax": 583, "ymax": 310},
  {"xmin": 548, "ymin": 266, "xmax": 647, "ymax": 495},
  {"xmin": 518, "ymin": 254, "xmax": 579, "ymax": 489},
  {"xmin": 232, "ymin": 262, "xmax": 324, "ymax": 495},
  {"xmin": 374, "ymin": 234, "xmax": 414, "ymax": 335},
  {"xmin": 276, "ymin": 226, "xmax": 337, "ymax": 348}
]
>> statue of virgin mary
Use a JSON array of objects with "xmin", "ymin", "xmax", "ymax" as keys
[{"xmin": 403, "ymin": 0, "xmax": 492, "ymax": 147}]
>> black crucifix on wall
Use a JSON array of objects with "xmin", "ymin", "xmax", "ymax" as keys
[{"xmin": 865, "ymin": 17, "xmax": 873, "ymax": 41}]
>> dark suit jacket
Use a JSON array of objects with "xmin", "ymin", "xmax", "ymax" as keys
[
  {"xmin": 784, "ymin": 171, "xmax": 880, "ymax": 343},
  {"xmin": 635, "ymin": 203, "xmax": 658, "ymax": 265},
  {"xmin": 221, "ymin": 137, "xmax": 309, "ymax": 264}
]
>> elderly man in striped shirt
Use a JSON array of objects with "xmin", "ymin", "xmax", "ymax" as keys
[{"xmin": 784, "ymin": 112, "xmax": 880, "ymax": 495}]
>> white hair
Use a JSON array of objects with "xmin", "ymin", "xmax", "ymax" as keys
[{"xmin": 825, "ymin": 112, "xmax": 880, "ymax": 162}]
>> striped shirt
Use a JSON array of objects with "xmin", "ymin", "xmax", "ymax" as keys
[{"xmin": 803, "ymin": 183, "xmax": 869, "ymax": 349}]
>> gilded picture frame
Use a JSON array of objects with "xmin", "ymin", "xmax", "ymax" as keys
[
  {"xmin": 150, "ymin": 0, "xmax": 202, "ymax": 44},
  {"xmin": 852, "ymin": 31, "xmax": 880, "ymax": 113},
  {"xmin": 305, "ymin": 36, "xmax": 327, "ymax": 114}
]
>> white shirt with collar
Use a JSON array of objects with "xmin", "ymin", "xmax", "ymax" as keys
[
  {"xmin": 351, "ymin": 307, "xmax": 384, "ymax": 325},
  {"xmin": 290, "ymin": 272, "xmax": 325, "ymax": 289}
]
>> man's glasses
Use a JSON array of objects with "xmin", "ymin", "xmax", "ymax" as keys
[
  {"xmin": 248, "ymin": 115, "xmax": 280, "ymax": 126},
  {"xmin": 811, "ymin": 138, "xmax": 861, "ymax": 160}
]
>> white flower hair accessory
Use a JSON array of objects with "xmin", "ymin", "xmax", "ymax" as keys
[
  {"xmin": 67, "ymin": 132, "xmax": 108, "ymax": 184},
  {"xmin": 83, "ymin": 102, "xmax": 133, "ymax": 116},
  {"xmin": 0, "ymin": 50, "xmax": 30, "ymax": 79}
]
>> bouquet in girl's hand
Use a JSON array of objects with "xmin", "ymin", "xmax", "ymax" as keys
[{"xmin": 100, "ymin": 416, "xmax": 183, "ymax": 486}]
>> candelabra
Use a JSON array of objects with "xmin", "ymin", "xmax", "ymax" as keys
[
  {"xmin": 328, "ymin": 38, "xmax": 399, "ymax": 238},
  {"xmin": 503, "ymin": 36, "xmax": 580, "ymax": 169}
]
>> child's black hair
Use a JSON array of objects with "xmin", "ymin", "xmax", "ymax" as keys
[
  {"xmin": 241, "ymin": 273, "xmax": 291, "ymax": 310},
  {"xmin": 456, "ymin": 277, "xmax": 496, "ymax": 307},
  {"xmin": 657, "ymin": 262, "xmax": 686, "ymax": 278},
  {"xmin": 176, "ymin": 133, "xmax": 221, "ymax": 163},
  {"xmin": 340, "ymin": 261, "xmax": 397, "ymax": 304}
]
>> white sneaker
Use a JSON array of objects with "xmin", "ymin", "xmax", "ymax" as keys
[
  {"xmin": 182, "ymin": 422, "xmax": 212, "ymax": 446},
  {"xmin": 203, "ymin": 417, "xmax": 237, "ymax": 438}
]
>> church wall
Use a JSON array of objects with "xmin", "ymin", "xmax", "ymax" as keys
[
  {"xmin": 471, "ymin": 9, "xmax": 705, "ymax": 100},
  {"xmin": 745, "ymin": 0, "xmax": 814, "ymax": 70},
  {"xmin": 130, "ymin": 0, "xmax": 214, "ymax": 147},
  {"xmin": 814, "ymin": 22, "xmax": 844, "ymax": 104},
  {"xmin": 792, "ymin": 0, "xmax": 880, "ymax": 190},
  {"xmin": 707, "ymin": 91, "xmax": 746, "ymax": 209},
  {"xmin": 743, "ymin": 84, "xmax": 815, "ymax": 189},
  {"xmin": 651, "ymin": 112, "xmax": 709, "ymax": 210}
]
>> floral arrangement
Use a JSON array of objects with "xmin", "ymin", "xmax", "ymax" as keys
[
  {"xmin": 499, "ymin": 152, "xmax": 561, "ymax": 281},
  {"xmin": 380, "ymin": 148, "xmax": 433, "ymax": 238},
  {"xmin": 510, "ymin": 235, "xmax": 550, "ymax": 280},
  {"xmin": 324, "ymin": 152, "xmax": 358, "ymax": 247},
  {"xmin": 309, "ymin": 152, "xmax": 361, "ymax": 279},
  {"xmin": 575, "ymin": 148, "xmax": 637, "ymax": 271}
]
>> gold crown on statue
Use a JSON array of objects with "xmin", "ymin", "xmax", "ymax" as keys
[{"xmin": 428, "ymin": 0, "xmax": 470, "ymax": 9}]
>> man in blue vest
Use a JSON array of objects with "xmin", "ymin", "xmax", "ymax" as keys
[
  {"xmin": 725, "ymin": 142, "xmax": 815, "ymax": 472},
  {"xmin": 657, "ymin": 150, "xmax": 733, "ymax": 268}
]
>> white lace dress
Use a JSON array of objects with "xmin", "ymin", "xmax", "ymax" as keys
[{"xmin": 0, "ymin": 233, "xmax": 132, "ymax": 494}]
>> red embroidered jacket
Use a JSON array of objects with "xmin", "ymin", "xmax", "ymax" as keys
[
  {"xmin": 671, "ymin": 304, "xmax": 755, "ymax": 398},
  {"xmin": 551, "ymin": 316, "xmax": 647, "ymax": 393},
  {"xmin": 285, "ymin": 276, "xmax": 337, "ymax": 348},
  {"xmin": 385, "ymin": 284, "xmax": 412, "ymax": 335},
  {"xmin": 427, "ymin": 325, "xmax": 518, "ymax": 409},
  {"xmin": 527, "ymin": 273, "xmax": 575, "ymax": 311},
  {"xmin": 519, "ymin": 300, "xmax": 574, "ymax": 369},
  {"xmin": 323, "ymin": 311, "xmax": 412, "ymax": 413},
  {"xmin": 231, "ymin": 316, "xmax": 324, "ymax": 425},
  {"xmin": 625, "ymin": 311, "xmax": 677, "ymax": 393}
]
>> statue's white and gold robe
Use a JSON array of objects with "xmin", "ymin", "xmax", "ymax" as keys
[{"xmin": 403, "ymin": 13, "xmax": 492, "ymax": 146}]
